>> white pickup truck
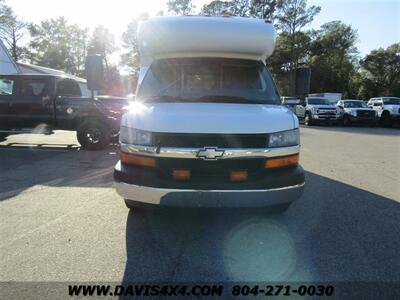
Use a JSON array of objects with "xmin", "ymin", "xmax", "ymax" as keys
[{"xmin": 114, "ymin": 16, "xmax": 305, "ymax": 210}]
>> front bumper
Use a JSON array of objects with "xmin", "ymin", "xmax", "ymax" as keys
[
  {"xmin": 312, "ymin": 114, "xmax": 339, "ymax": 122},
  {"xmin": 116, "ymin": 181, "xmax": 304, "ymax": 208},
  {"xmin": 348, "ymin": 115, "xmax": 376, "ymax": 123},
  {"xmin": 114, "ymin": 162, "xmax": 305, "ymax": 208}
]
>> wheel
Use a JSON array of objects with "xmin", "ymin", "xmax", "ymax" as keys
[
  {"xmin": 380, "ymin": 112, "xmax": 392, "ymax": 127},
  {"xmin": 343, "ymin": 115, "xmax": 350, "ymax": 126},
  {"xmin": 304, "ymin": 112, "xmax": 313, "ymax": 126},
  {"xmin": 77, "ymin": 119, "xmax": 111, "ymax": 150}
]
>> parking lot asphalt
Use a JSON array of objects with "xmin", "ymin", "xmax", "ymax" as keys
[{"xmin": 0, "ymin": 127, "xmax": 399, "ymax": 282}]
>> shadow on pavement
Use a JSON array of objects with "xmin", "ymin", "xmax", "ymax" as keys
[
  {"xmin": 122, "ymin": 171, "xmax": 400, "ymax": 283},
  {"xmin": 0, "ymin": 145, "xmax": 119, "ymax": 201}
]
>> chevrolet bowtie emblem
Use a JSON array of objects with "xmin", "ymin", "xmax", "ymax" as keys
[{"xmin": 197, "ymin": 147, "xmax": 225, "ymax": 160}]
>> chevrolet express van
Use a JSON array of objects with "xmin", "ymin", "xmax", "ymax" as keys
[{"xmin": 114, "ymin": 16, "xmax": 305, "ymax": 210}]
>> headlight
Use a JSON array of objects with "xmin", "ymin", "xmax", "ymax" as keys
[
  {"xmin": 350, "ymin": 110, "xmax": 357, "ymax": 116},
  {"xmin": 311, "ymin": 107, "xmax": 318, "ymax": 114},
  {"xmin": 268, "ymin": 129, "xmax": 300, "ymax": 148},
  {"xmin": 119, "ymin": 126, "xmax": 153, "ymax": 145}
]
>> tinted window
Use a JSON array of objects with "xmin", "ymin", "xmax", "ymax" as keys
[
  {"xmin": 383, "ymin": 98, "xmax": 400, "ymax": 105},
  {"xmin": 57, "ymin": 79, "xmax": 81, "ymax": 96},
  {"xmin": 344, "ymin": 101, "xmax": 368, "ymax": 108},
  {"xmin": 0, "ymin": 78, "xmax": 15, "ymax": 96},
  {"xmin": 20, "ymin": 79, "xmax": 47, "ymax": 98},
  {"xmin": 138, "ymin": 58, "xmax": 280, "ymax": 104}
]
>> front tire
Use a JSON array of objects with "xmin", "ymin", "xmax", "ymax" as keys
[
  {"xmin": 304, "ymin": 112, "xmax": 313, "ymax": 126},
  {"xmin": 380, "ymin": 112, "xmax": 392, "ymax": 127},
  {"xmin": 77, "ymin": 119, "xmax": 111, "ymax": 150},
  {"xmin": 343, "ymin": 115, "xmax": 350, "ymax": 126}
]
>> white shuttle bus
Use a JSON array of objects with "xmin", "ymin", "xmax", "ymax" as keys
[{"xmin": 114, "ymin": 16, "xmax": 305, "ymax": 210}]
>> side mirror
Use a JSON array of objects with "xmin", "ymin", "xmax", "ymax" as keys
[
  {"xmin": 85, "ymin": 55, "xmax": 104, "ymax": 96},
  {"xmin": 295, "ymin": 67, "xmax": 311, "ymax": 96}
]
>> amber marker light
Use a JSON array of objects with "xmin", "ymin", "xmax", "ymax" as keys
[
  {"xmin": 120, "ymin": 152, "xmax": 156, "ymax": 168},
  {"xmin": 230, "ymin": 170, "xmax": 248, "ymax": 181},
  {"xmin": 172, "ymin": 169, "xmax": 191, "ymax": 180},
  {"xmin": 265, "ymin": 154, "xmax": 299, "ymax": 169}
]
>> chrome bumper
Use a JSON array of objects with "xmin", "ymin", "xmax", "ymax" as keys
[
  {"xmin": 312, "ymin": 114, "xmax": 339, "ymax": 120},
  {"xmin": 116, "ymin": 182, "xmax": 304, "ymax": 208}
]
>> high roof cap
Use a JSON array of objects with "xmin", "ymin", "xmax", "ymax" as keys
[{"xmin": 138, "ymin": 16, "xmax": 276, "ymax": 61}]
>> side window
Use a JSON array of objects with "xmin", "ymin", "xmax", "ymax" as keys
[
  {"xmin": 20, "ymin": 79, "xmax": 47, "ymax": 99},
  {"xmin": 0, "ymin": 78, "xmax": 15, "ymax": 96},
  {"xmin": 374, "ymin": 101, "xmax": 382, "ymax": 107},
  {"xmin": 56, "ymin": 79, "xmax": 81, "ymax": 97}
]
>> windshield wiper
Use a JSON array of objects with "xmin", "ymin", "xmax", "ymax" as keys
[{"xmin": 197, "ymin": 95, "xmax": 266, "ymax": 104}]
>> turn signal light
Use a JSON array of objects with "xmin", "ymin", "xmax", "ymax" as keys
[
  {"xmin": 230, "ymin": 170, "xmax": 248, "ymax": 181},
  {"xmin": 172, "ymin": 169, "xmax": 191, "ymax": 180},
  {"xmin": 120, "ymin": 152, "xmax": 156, "ymax": 168},
  {"xmin": 265, "ymin": 154, "xmax": 299, "ymax": 169}
]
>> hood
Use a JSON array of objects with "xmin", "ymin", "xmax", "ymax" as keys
[{"xmin": 122, "ymin": 102, "xmax": 297, "ymax": 134}]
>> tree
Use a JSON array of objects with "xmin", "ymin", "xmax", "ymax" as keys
[
  {"xmin": 309, "ymin": 21, "xmax": 358, "ymax": 97},
  {"xmin": 201, "ymin": 0, "xmax": 232, "ymax": 15},
  {"xmin": 120, "ymin": 13, "xmax": 149, "ymax": 77},
  {"xmin": 249, "ymin": 0, "xmax": 278, "ymax": 20},
  {"xmin": 201, "ymin": 0, "xmax": 250, "ymax": 16},
  {"xmin": 28, "ymin": 17, "xmax": 88, "ymax": 75},
  {"xmin": 87, "ymin": 25, "xmax": 116, "ymax": 72},
  {"xmin": 267, "ymin": 30, "xmax": 311, "ymax": 94},
  {"xmin": 0, "ymin": 1, "xmax": 28, "ymax": 61},
  {"xmin": 357, "ymin": 43, "xmax": 400, "ymax": 98},
  {"xmin": 276, "ymin": 0, "xmax": 320, "ymax": 69},
  {"xmin": 167, "ymin": 0, "xmax": 195, "ymax": 15},
  {"xmin": 272, "ymin": 0, "xmax": 320, "ymax": 94}
]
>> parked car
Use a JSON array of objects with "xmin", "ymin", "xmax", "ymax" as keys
[
  {"xmin": 281, "ymin": 96, "xmax": 301, "ymax": 112},
  {"xmin": 367, "ymin": 97, "xmax": 400, "ymax": 127},
  {"xmin": 0, "ymin": 74, "xmax": 128, "ymax": 149},
  {"xmin": 114, "ymin": 16, "xmax": 305, "ymax": 211},
  {"xmin": 295, "ymin": 97, "xmax": 340, "ymax": 126},
  {"xmin": 336, "ymin": 99, "xmax": 376, "ymax": 126}
]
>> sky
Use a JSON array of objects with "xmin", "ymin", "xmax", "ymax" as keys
[{"xmin": 4, "ymin": 0, "xmax": 400, "ymax": 62}]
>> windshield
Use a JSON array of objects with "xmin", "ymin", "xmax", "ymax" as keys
[
  {"xmin": 137, "ymin": 58, "xmax": 280, "ymax": 104},
  {"xmin": 344, "ymin": 101, "xmax": 368, "ymax": 108},
  {"xmin": 308, "ymin": 98, "xmax": 331, "ymax": 105},
  {"xmin": 383, "ymin": 98, "xmax": 400, "ymax": 105}
]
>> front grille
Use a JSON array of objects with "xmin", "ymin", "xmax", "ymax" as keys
[
  {"xmin": 357, "ymin": 110, "xmax": 375, "ymax": 117},
  {"xmin": 156, "ymin": 157, "xmax": 265, "ymax": 178},
  {"xmin": 317, "ymin": 109, "xmax": 336, "ymax": 116},
  {"xmin": 153, "ymin": 133, "xmax": 267, "ymax": 148}
]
